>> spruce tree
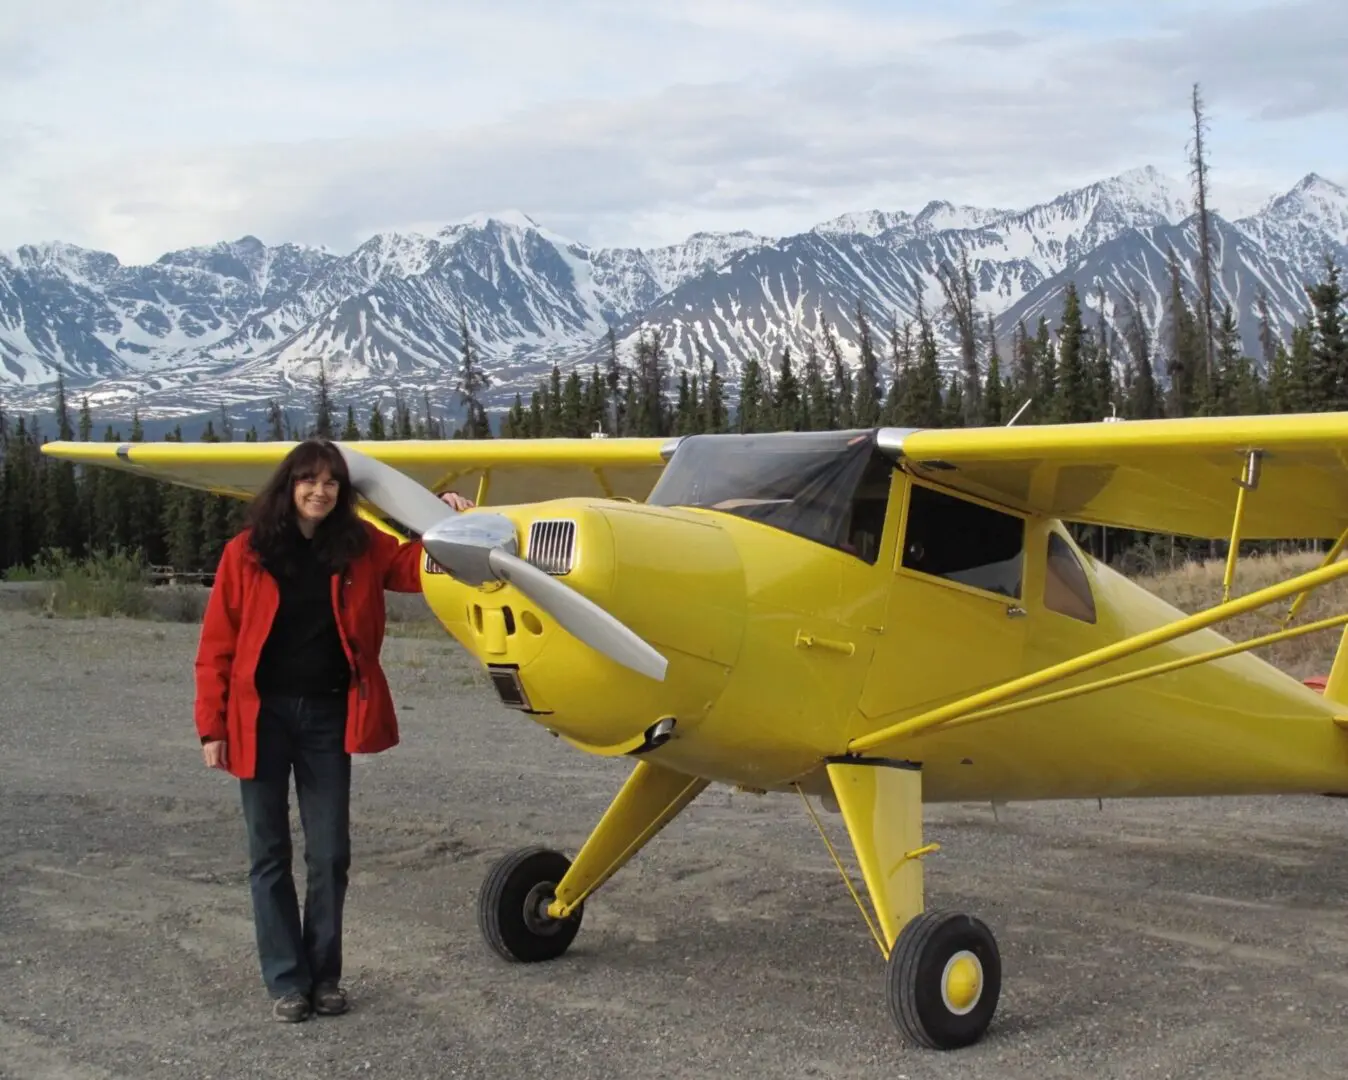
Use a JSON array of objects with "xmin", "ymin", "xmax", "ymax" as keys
[
  {"xmin": 455, "ymin": 313, "xmax": 491, "ymax": 438},
  {"xmin": 6, "ymin": 419, "xmax": 36, "ymax": 567},
  {"xmin": 942, "ymin": 371, "xmax": 965, "ymax": 428},
  {"xmin": 674, "ymin": 372, "xmax": 693, "ymax": 434},
  {"xmin": 938, "ymin": 252, "xmax": 981, "ymax": 425},
  {"xmin": 1163, "ymin": 247, "xmax": 1202, "ymax": 417},
  {"xmin": 0, "ymin": 412, "xmax": 13, "ymax": 570},
  {"xmin": 820, "ymin": 316, "xmax": 853, "ymax": 427},
  {"xmin": 885, "ymin": 319, "xmax": 915, "ymax": 425},
  {"xmin": 1053, "ymin": 282, "xmax": 1091, "ymax": 422},
  {"xmin": 366, "ymin": 399, "xmax": 387, "ymax": 439},
  {"xmin": 738, "ymin": 358, "xmax": 766, "ymax": 432},
  {"xmin": 197, "ymin": 420, "xmax": 231, "ymax": 570},
  {"xmin": 1266, "ymin": 339, "xmax": 1294, "ymax": 413},
  {"xmin": 126, "ymin": 411, "xmax": 164, "ymax": 564},
  {"xmin": 852, "ymin": 302, "xmax": 883, "ymax": 427},
  {"xmin": 501, "ymin": 393, "xmax": 526, "ymax": 438},
  {"xmin": 634, "ymin": 328, "xmax": 670, "ymax": 436},
  {"xmin": 774, "ymin": 344, "xmax": 802, "ymax": 430},
  {"xmin": 1003, "ymin": 321, "xmax": 1029, "ymax": 420},
  {"xmin": 906, "ymin": 299, "xmax": 946, "ymax": 427},
  {"xmin": 1092, "ymin": 286, "xmax": 1116, "ymax": 419},
  {"xmin": 801, "ymin": 339, "xmax": 830, "ymax": 430},
  {"xmin": 44, "ymin": 375, "xmax": 80, "ymax": 556},
  {"xmin": 1306, "ymin": 255, "xmax": 1346, "ymax": 410},
  {"xmin": 561, "ymin": 369, "xmax": 584, "ymax": 436},
  {"xmin": 1034, "ymin": 318, "xmax": 1056, "ymax": 422},
  {"xmin": 702, "ymin": 354, "xmax": 728, "ymax": 433},
  {"xmin": 982, "ymin": 314, "xmax": 1005, "ymax": 424},
  {"xmin": 606, "ymin": 327, "xmax": 626, "ymax": 436},
  {"xmin": 261, "ymin": 400, "xmax": 283, "ymax": 440},
  {"xmin": 527, "ymin": 389, "xmax": 544, "ymax": 437},
  {"xmin": 1121, "ymin": 286, "xmax": 1159, "ymax": 419},
  {"xmin": 92, "ymin": 423, "xmax": 126, "ymax": 554}
]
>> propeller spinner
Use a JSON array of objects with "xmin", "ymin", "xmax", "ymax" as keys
[{"xmin": 336, "ymin": 445, "xmax": 668, "ymax": 683}]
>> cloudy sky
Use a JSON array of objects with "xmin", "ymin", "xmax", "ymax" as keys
[{"xmin": 2, "ymin": 0, "xmax": 1344, "ymax": 263}]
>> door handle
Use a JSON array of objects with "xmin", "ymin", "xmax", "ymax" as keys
[{"xmin": 795, "ymin": 631, "xmax": 856, "ymax": 656}]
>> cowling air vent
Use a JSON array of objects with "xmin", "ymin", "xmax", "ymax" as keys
[{"xmin": 527, "ymin": 519, "xmax": 576, "ymax": 575}]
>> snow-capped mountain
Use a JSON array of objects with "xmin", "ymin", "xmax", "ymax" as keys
[
  {"xmin": 586, "ymin": 167, "xmax": 1345, "ymax": 382},
  {"xmin": 0, "ymin": 236, "xmax": 337, "ymax": 388},
  {"xmin": 1, "ymin": 166, "xmax": 1344, "ymax": 422},
  {"xmin": 1235, "ymin": 173, "xmax": 1348, "ymax": 273}
]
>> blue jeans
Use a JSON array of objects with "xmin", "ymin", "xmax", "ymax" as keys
[{"xmin": 239, "ymin": 694, "xmax": 351, "ymax": 999}]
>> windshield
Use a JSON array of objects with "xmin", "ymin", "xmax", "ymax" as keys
[{"xmin": 647, "ymin": 429, "xmax": 893, "ymax": 562}]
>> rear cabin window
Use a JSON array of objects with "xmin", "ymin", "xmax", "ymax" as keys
[
  {"xmin": 1043, "ymin": 531, "xmax": 1096, "ymax": 623},
  {"xmin": 900, "ymin": 483, "xmax": 1024, "ymax": 598}
]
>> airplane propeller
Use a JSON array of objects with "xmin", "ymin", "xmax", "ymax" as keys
[{"xmin": 337, "ymin": 445, "xmax": 668, "ymax": 683}]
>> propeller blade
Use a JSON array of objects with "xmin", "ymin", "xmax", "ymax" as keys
[
  {"xmin": 336, "ymin": 443, "xmax": 455, "ymax": 536},
  {"xmin": 487, "ymin": 549, "xmax": 669, "ymax": 683}
]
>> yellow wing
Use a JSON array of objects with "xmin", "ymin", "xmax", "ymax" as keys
[
  {"xmin": 40, "ymin": 437, "xmax": 672, "ymax": 507},
  {"xmin": 887, "ymin": 412, "xmax": 1348, "ymax": 540}
]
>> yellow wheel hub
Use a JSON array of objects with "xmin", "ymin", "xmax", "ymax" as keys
[{"xmin": 941, "ymin": 950, "xmax": 983, "ymax": 1014}]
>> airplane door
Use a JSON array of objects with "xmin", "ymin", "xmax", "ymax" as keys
[{"xmin": 856, "ymin": 475, "xmax": 1032, "ymax": 728}]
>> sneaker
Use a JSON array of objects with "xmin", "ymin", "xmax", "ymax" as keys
[
  {"xmin": 272, "ymin": 991, "xmax": 311, "ymax": 1023},
  {"xmin": 313, "ymin": 981, "xmax": 348, "ymax": 1016}
]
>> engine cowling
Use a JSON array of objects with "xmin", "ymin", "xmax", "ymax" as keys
[{"xmin": 421, "ymin": 498, "xmax": 746, "ymax": 755}]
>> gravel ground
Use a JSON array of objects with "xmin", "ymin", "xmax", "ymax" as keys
[{"xmin": 4, "ymin": 606, "xmax": 1348, "ymax": 1079}]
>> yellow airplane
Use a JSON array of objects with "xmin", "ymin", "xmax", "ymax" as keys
[{"xmin": 42, "ymin": 412, "xmax": 1348, "ymax": 1051}]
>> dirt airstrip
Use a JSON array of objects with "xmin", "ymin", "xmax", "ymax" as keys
[{"xmin": 3, "ymin": 604, "xmax": 1348, "ymax": 1079}]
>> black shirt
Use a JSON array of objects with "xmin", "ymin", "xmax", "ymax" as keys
[{"xmin": 254, "ymin": 533, "xmax": 352, "ymax": 699}]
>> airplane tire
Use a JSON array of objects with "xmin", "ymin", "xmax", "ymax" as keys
[
  {"xmin": 478, "ymin": 846, "xmax": 584, "ymax": 963},
  {"xmin": 885, "ymin": 909, "xmax": 1001, "ymax": 1050}
]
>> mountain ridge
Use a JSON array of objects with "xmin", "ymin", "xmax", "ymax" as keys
[{"xmin": 1, "ymin": 165, "xmax": 1345, "ymax": 423}]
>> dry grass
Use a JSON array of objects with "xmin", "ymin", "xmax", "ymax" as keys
[{"xmin": 1131, "ymin": 549, "xmax": 1348, "ymax": 681}]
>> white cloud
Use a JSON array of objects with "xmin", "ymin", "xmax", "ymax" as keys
[{"xmin": 1, "ymin": 0, "xmax": 1343, "ymax": 262}]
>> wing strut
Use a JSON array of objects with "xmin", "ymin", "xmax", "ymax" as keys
[
  {"xmin": 1221, "ymin": 450, "xmax": 1262, "ymax": 602},
  {"xmin": 1281, "ymin": 524, "xmax": 1348, "ymax": 626}
]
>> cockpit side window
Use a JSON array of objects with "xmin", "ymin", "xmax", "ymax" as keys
[
  {"xmin": 900, "ymin": 482, "xmax": 1025, "ymax": 599},
  {"xmin": 1044, "ymin": 531, "xmax": 1096, "ymax": 623}
]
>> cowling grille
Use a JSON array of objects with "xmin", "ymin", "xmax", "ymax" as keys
[{"xmin": 527, "ymin": 519, "xmax": 576, "ymax": 575}]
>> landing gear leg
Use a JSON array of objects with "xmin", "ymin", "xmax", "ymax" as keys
[
  {"xmin": 478, "ymin": 759, "xmax": 708, "ymax": 963},
  {"xmin": 813, "ymin": 757, "xmax": 1002, "ymax": 1050}
]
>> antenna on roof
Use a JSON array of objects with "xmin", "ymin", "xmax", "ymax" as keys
[{"xmin": 1006, "ymin": 398, "xmax": 1032, "ymax": 426}]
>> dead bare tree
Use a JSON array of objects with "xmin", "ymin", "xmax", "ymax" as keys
[{"xmin": 1188, "ymin": 82, "xmax": 1217, "ymax": 388}]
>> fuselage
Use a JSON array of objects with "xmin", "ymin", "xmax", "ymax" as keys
[{"xmin": 420, "ymin": 430, "xmax": 1348, "ymax": 804}]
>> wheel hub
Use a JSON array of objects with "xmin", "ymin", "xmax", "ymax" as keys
[
  {"xmin": 940, "ymin": 950, "xmax": 983, "ymax": 1015},
  {"xmin": 522, "ymin": 881, "xmax": 563, "ymax": 936}
]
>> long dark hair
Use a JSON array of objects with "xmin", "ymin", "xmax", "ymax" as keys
[{"xmin": 246, "ymin": 439, "xmax": 369, "ymax": 577}]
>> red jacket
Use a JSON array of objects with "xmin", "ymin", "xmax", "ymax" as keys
[{"xmin": 194, "ymin": 521, "xmax": 425, "ymax": 779}]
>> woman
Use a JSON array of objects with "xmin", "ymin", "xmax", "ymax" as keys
[{"xmin": 194, "ymin": 438, "xmax": 471, "ymax": 1023}]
